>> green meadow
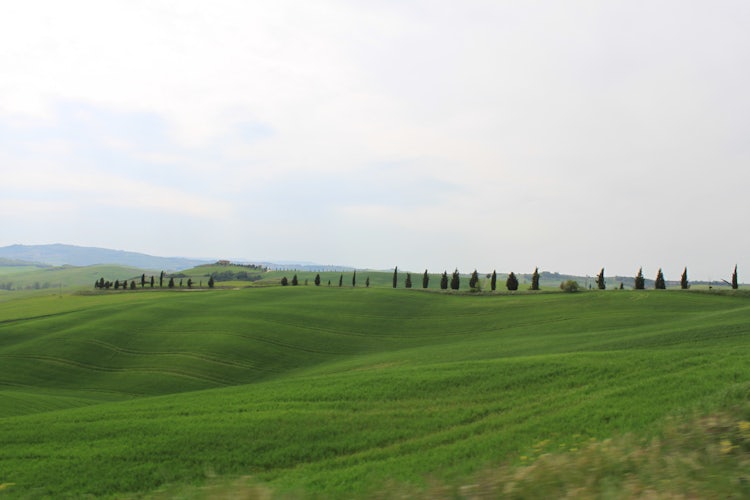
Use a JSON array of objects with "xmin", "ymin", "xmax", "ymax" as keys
[
  {"xmin": 1, "ymin": 286, "xmax": 750, "ymax": 497},
  {"xmin": 0, "ymin": 264, "xmax": 148, "ymax": 291}
]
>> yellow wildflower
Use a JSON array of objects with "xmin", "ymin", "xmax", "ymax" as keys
[{"xmin": 720, "ymin": 439, "xmax": 735, "ymax": 455}]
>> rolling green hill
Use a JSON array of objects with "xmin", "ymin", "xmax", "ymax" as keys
[
  {"xmin": 1, "ymin": 288, "xmax": 750, "ymax": 497},
  {"xmin": 0, "ymin": 264, "xmax": 149, "ymax": 292}
]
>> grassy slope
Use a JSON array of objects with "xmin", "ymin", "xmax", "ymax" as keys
[
  {"xmin": 0, "ymin": 266, "xmax": 45, "ymax": 277},
  {"xmin": 0, "ymin": 289, "xmax": 750, "ymax": 497},
  {"xmin": 0, "ymin": 264, "xmax": 149, "ymax": 290}
]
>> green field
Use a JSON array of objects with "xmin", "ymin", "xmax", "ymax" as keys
[
  {"xmin": 1, "ymin": 287, "xmax": 750, "ymax": 497},
  {"xmin": 0, "ymin": 264, "xmax": 149, "ymax": 291}
]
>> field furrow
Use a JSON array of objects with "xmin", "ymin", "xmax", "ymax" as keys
[{"xmin": 1, "ymin": 287, "xmax": 750, "ymax": 498}]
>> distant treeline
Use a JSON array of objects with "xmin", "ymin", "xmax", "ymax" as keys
[
  {"xmin": 197, "ymin": 261, "xmax": 267, "ymax": 271},
  {"xmin": 171, "ymin": 270, "xmax": 263, "ymax": 282},
  {"xmin": 209, "ymin": 270, "xmax": 262, "ymax": 282},
  {"xmin": 0, "ymin": 282, "xmax": 55, "ymax": 291}
]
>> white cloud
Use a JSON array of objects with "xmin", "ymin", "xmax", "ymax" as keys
[
  {"xmin": 1, "ymin": 1, "xmax": 749, "ymax": 278},
  {"xmin": 4, "ymin": 158, "xmax": 230, "ymax": 219}
]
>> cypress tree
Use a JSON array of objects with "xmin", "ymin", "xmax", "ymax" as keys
[
  {"xmin": 352, "ymin": 270, "xmax": 356, "ymax": 287},
  {"xmin": 634, "ymin": 268, "xmax": 645, "ymax": 290},
  {"xmin": 440, "ymin": 271, "xmax": 449, "ymax": 290},
  {"xmin": 130, "ymin": 281, "xmax": 136, "ymax": 290},
  {"xmin": 150, "ymin": 276, "xmax": 155, "ymax": 288},
  {"xmin": 490, "ymin": 270, "xmax": 497, "ymax": 291},
  {"xmin": 392, "ymin": 267, "xmax": 398, "ymax": 288},
  {"xmin": 680, "ymin": 267, "xmax": 689, "ymax": 289},
  {"xmin": 168, "ymin": 277, "xmax": 175, "ymax": 288},
  {"xmin": 140, "ymin": 273, "xmax": 145, "ymax": 288},
  {"xmin": 596, "ymin": 268, "xmax": 605, "ymax": 290},
  {"xmin": 292, "ymin": 274, "xmax": 299, "ymax": 286},
  {"xmin": 531, "ymin": 267, "xmax": 540, "ymax": 291},
  {"xmin": 469, "ymin": 270, "xmax": 479, "ymax": 290},
  {"xmin": 366, "ymin": 276, "xmax": 370, "ymax": 288},
  {"xmin": 732, "ymin": 265, "xmax": 739, "ymax": 289},
  {"xmin": 187, "ymin": 278, "xmax": 193, "ymax": 289},
  {"xmin": 159, "ymin": 271, "xmax": 164, "ymax": 288},
  {"xmin": 339, "ymin": 274, "xmax": 343, "ymax": 287},
  {"xmin": 208, "ymin": 276, "xmax": 215, "ymax": 288},
  {"xmin": 422, "ymin": 270, "xmax": 429, "ymax": 289},
  {"xmin": 655, "ymin": 268, "xmax": 666, "ymax": 289},
  {"xmin": 114, "ymin": 280, "xmax": 120, "ymax": 290},
  {"xmin": 450, "ymin": 269, "xmax": 460, "ymax": 290},
  {"xmin": 280, "ymin": 277, "xmax": 288, "ymax": 286},
  {"xmin": 506, "ymin": 272, "xmax": 519, "ymax": 291},
  {"xmin": 314, "ymin": 274, "xmax": 321, "ymax": 286},
  {"xmin": 405, "ymin": 273, "xmax": 412, "ymax": 288},
  {"xmin": 99, "ymin": 277, "xmax": 105, "ymax": 289}
]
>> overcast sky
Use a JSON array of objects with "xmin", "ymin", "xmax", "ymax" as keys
[{"xmin": 1, "ymin": 1, "xmax": 748, "ymax": 280}]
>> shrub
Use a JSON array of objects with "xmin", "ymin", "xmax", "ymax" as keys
[
  {"xmin": 506, "ymin": 272, "xmax": 519, "ymax": 291},
  {"xmin": 560, "ymin": 280, "xmax": 579, "ymax": 293}
]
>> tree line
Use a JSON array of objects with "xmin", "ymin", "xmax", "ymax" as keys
[
  {"xmin": 94, "ymin": 265, "xmax": 740, "ymax": 292},
  {"xmin": 627, "ymin": 265, "xmax": 738, "ymax": 290},
  {"xmin": 280, "ymin": 267, "xmax": 529, "ymax": 291},
  {"xmin": 279, "ymin": 265, "xmax": 740, "ymax": 292},
  {"xmin": 0, "ymin": 281, "xmax": 56, "ymax": 291},
  {"xmin": 94, "ymin": 271, "xmax": 216, "ymax": 290}
]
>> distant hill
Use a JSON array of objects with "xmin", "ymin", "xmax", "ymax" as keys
[
  {"xmin": 0, "ymin": 264, "xmax": 149, "ymax": 291},
  {"xmin": 0, "ymin": 257, "xmax": 50, "ymax": 268},
  {"xmin": 0, "ymin": 244, "xmax": 209, "ymax": 271}
]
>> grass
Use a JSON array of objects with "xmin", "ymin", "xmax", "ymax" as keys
[
  {"xmin": 0, "ymin": 264, "xmax": 149, "ymax": 291},
  {"xmin": 364, "ymin": 394, "xmax": 750, "ymax": 499},
  {"xmin": 1, "ymin": 288, "xmax": 750, "ymax": 497},
  {"xmin": 0, "ymin": 266, "xmax": 45, "ymax": 277}
]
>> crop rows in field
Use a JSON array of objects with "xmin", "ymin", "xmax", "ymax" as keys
[{"xmin": 1, "ymin": 288, "xmax": 750, "ymax": 497}]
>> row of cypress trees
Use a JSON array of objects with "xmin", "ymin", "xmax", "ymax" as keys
[
  {"xmin": 389, "ymin": 267, "xmax": 528, "ymax": 291},
  {"xmin": 95, "ymin": 271, "xmax": 215, "ymax": 290},
  {"xmin": 598, "ymin": 265, "xmax": 739, "ymax": 290},
  {"xmin": 284, "ymin": 265, "xmax": 739, "ymax": 291},
  {"xmin": 281, "ymin": 273, "xmax": 372, "ymax": 287},
  {"xmin": 280, "ymin": 268, "xmax": 527, "ymax": 291}
]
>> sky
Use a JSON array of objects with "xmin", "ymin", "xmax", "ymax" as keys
[{"xmin": 1, "ymin": 1, "xmax": 749, "ymax": 281}]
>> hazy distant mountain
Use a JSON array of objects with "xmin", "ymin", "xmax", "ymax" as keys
[{"xmin": 0, "ymin": 244, "xmax": 210, "ymax": 271}]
